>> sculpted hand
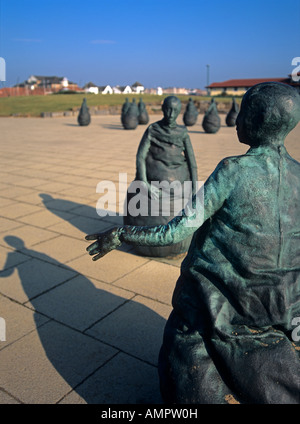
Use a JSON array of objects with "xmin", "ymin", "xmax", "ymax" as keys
[{"xmin": 85, "ymin": 227, "xmax": 122, "ymax": 261}]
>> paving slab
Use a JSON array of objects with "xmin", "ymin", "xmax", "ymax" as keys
[
  {"xmin": 59, "ymin": 352, "xmax": 162, "ymax": 404},
  {"xmin": 0, "ymin": 320, "xmax": 117, "ymax": 404},
  {"xmin": 112, "ymin": 260, "xmax": 180, "ymax": 305},
  {"xmin": 0, "ymin": 244, "xmax": 30, "ymax": 271},
  {"xmin": 17, "ymin": 209, "xmax": 76, "ymax": 228},
  {"xmin": 26, "ymin": 234, "xmax": 87, "ymax": 264},
  {"xmin": 30, "ymin": 274, "xmax": 135, "ymax": 332},
  {"xmin": 0, "ymin": 389, "xmax": 21, "ymax": 404},
  {"xmin": 0, "ymin": 257, "xmax": 76, "ymax": 303},
  {"xmin": 0, "ymin": 295, "xmax": 49, "ymax": 351},
  {"xmin": 68, "ymin": 249, "xmax": 150, "ymax": 284},
  {"xmin": 0, "ymin": 186, "xmax": 37, "ymax": 201},
  {"xmin": 0, "ymin": 224, "xmax": 58, "ymax": 248},
  {"xmin": 86, "ymin": 294, "xmax": 172, "ymax": 365},
  {"xmin": 46, "ymin": 215, "xmax": 114, "ymax": 241},
  {"xmin": 0, "ymin": 216, "xmax": 24, "ymax": 233},
  {"xmin": 0, "ymin": 201, "xmax": 43, "ymax": 219}
]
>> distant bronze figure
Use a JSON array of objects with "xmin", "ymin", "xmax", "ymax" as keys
[
  {"xmin": 226, "ymin": 97, "xmax": 239, "ymax": 127},
  {"xmin": 183, "ymin": 97, "xmax": 199, "ymax": 126},
  {"xmin": 123, "ymin": 95, "xmax": 198, "ymax": 257},
  {"xmin": 202, "ymin": 98, "xmax": 221, "ymax": 133},
  {"xmin": 121, "ymin": 97, "xmax": 130, "ymax": 126},
  {"xmin": 86, "ymin": 82, "xmax": 300, "ymax": 404},
  {"xmin": 138, "ymin": 98, "xmax": 149, "ymax": 125},
  {"xmin": 78, "ymin": 97, "xmax": 91, "ymax": 126},
  {"xmin": 122, "ymin": 98, "xmax": 139, "ymax": 130}
]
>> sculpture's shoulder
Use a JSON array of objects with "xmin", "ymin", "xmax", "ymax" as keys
[
  {"xmin": 219, "ymin": 147, "xmax": 277, "ymax": 170},
  {"xmin": 147, "ymin": 121, "xmax": 162, "ymax": 136},
  {"xmin": 207, "ymin": 152, "xmax": 259, "ymax": 190},
  {"xmin": 214, "ymin": 153, "xmax": 250, "ymax": 172},
  {"xmin": 148, "ymin": 121, "xmax": 158, "ymax": 130}
]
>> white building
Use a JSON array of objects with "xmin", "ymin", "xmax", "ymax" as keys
[
  {"xmin": 83, "ymin": 82, "xmax": 99, "ymax": 94},
  {"xmin": 131, "ymin": 81, "xmax": 144, "ymax": 94},
  {"xmin": 113, "ymin": 85, "xmax": 132, "ymax": 94}
]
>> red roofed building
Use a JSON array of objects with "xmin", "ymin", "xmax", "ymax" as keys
[{"xmin": 207, "ymin": 75, "xmax": 299, "ymax": 96}]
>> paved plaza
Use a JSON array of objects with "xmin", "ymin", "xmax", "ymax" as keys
[{"xmin": 0, "ymin": 112, "xmax": 299, "ymax": 404}]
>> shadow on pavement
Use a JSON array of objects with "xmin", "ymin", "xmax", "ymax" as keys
[{"xmin": 0, "ymin": 235, "xmax": 165, "ymax": 404}]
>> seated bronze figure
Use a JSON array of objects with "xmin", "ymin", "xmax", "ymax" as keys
[
  {"xmin": 86, "ymin": 82, "xmax": 300, "ymax": 404},
  {"xmin": 123, "ymin": 95, "xmax": 198, "ymax": 257}
]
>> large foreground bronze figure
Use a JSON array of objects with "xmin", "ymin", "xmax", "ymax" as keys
[{"xmin": 86, "ymin": 82, "xmax": 300, "ymax": 404}]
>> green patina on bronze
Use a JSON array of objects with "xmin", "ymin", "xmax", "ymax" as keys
[
  {"xmin": 77, "ymin": 97, "xmax": 91, "ymax": 126},
  {"xmin": 86, "ymin": 82, "xmax": 300, "ymax": 404},
  {"xmin": 122, "ymin": 98, "xmax": 139, "ymax": 130},
  {"xmin": 123, "ymin": 95, "xmax": 198, "ymax": 257},
  {"xmin": 121, "ymin": 97, "xmax": 130, "ymax": 126},
  {"xmin": 183, "ymin": 97, "xmax": 199, "ymax": 127},
  {"xmin": 202, "ymin": 97, "xmax": 221, "ymax": 133},
  {"xmin": 138, "ymin": 98, "xmax": 149, "ymax": 125},
  {"xmin": 226, "ymin": 97, "xmax": 239, "ymax": 127}
]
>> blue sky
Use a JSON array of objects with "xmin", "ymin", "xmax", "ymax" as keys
[{"xmin": 0, "ymin": 0, "xmax": 299, "ymax": 89}]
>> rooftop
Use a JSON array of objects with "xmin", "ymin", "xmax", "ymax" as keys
[{"xmin": 207, "ymin": 77, "xmax": 290, "ymax": 88}]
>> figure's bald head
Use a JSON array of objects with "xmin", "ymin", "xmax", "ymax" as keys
[
  {"xmin": 236, "ymin": 82, "xmax": 300, "ymax": 146},
  {"xmin": 161, "ymin": 96, "xmax": 181, "ymax": 126},
  {"xmin": 162, "ymin": 96, "xmax": 181, "ymax": 113}
]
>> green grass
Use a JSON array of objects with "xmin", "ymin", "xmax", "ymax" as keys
[{"xmin": 0, "ymin": 93, "xmax": 239, "ymax": 117}]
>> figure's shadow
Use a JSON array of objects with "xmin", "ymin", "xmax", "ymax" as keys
[
  {"xmin": 101, "ymin": 124, "xmax": 124, "ymax": 130},
  {"xmin": 39, "ymin": 193, "xmax": 125, "ymax": 247},
  {"xmin": 0, "ymin": 235, "xmax": 165, "ymax": 404},
  {"xmin": 186, "ymin": 129, "xmax": 206, "ymax": 134}
]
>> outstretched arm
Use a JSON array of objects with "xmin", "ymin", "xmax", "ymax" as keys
[
  {"xmin": 86, "ymin": 158, "xmax": 233, "ymax": 261},
  {"xmin": 86, "ymin": 202, "xmax": 202, "ymax": 261}
]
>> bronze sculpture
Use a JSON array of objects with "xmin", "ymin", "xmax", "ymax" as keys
[
  {"xmin": 183, "ymin": 97, "xmax": 199, "ymax": 126},
  {"xmin": 138, "ymin": 98, "xmax": 149, "ymax": 125},
  {"xmin": 86, "ymin": 82, "xmax": 300, "ymax": 404},
  {"xmin": 226, "ymin": 97, "xmax": 239, "ymax": 127},
  {"xmin": 77, "ymin": 97, "xmax": 91, "ymax": 126},
  {"xmin": 202, "ymin": 98, "xmax": 221, "ymax": 133},
  {"xmin": 122, "ymin": 98, "xmax": 139, "ymax": 130},
  {"xmin": 121, "ymin": 97, "xmax": 130, "ymax": 126},
  {"xmin": 123, "ymin": 95, "xmax": 198, "ymax": 257}
]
